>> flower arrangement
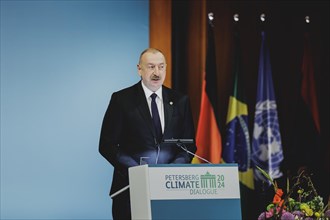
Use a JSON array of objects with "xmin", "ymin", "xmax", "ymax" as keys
[{"xmin": 257, "ymin": 167, "xmax": 330, "ymax": 220}]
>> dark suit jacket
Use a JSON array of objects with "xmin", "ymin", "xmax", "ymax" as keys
[{"xmin": 99, "ymin": 81, "xmax": 197, "ymax": 195}]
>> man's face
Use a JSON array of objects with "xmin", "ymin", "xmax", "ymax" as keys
[{"xmin": 137, "ymin": 51, "xmax": 166, "ymax": 92}]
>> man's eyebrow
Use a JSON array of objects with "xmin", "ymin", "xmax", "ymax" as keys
[{"xmin": 147, "ymin": 63, "xmax": 165, "ymax": 65}]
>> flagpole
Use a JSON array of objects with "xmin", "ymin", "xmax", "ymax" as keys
[
  {"xmin": 233, "ymin": 13, "xmax": 239, "ymax": 22},
  {"xmin": 260, "ymin": 13, "xmax": 266, "ymax": 22},
  {"xmin": 260, "ymin": 13, "xmax": 266, "ymax": 31},
  {"xmin": 208, "ymin": 12, "xmax": 214, "ymax": 26},
  {"xmin": 305, "ymin": 15, "xmax": 310, "ymax": 23}
]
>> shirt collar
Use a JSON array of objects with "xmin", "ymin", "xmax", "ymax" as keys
[{"xmin": 141, "ymin": 81, "xmax": 163, "ymax": 100}]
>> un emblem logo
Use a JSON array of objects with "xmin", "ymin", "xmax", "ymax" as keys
[{"xmin": 252, "ymin": 100, "xmax": 283, "ymax": 181}]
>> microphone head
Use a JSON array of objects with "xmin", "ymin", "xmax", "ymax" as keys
[{"xmin": 163, "ymin": 139, "xmax": 194, "ymax": 144}]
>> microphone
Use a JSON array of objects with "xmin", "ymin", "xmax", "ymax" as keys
[
  {"xmin": 162, "ymin": 139, "xmax": 212, "ymax": 164},
  {"xmin": 163, "ymin": 138, "xmax": 194, "ymax": 144}
]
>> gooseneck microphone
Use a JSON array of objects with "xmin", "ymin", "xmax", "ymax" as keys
[
  {"xmin": 163, "ymin": 139, "xmax": 194, "ymax": 144},
  {"xmin": 162, "ymin": 139, "xmax": 212, "ymax": 164}
]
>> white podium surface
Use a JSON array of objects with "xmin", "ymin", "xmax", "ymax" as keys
[{"xmin": 129, "ymin": 164, "xmax": 242, "ymax": 220}]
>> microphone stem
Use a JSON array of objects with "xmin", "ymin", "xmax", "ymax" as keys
[{"xmin": 177, "ymin": 143, "xmax": 212, "ymax": 164}]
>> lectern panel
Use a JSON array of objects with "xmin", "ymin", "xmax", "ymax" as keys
[
  {"xmin": 129, "ymin": 164, "xmax": 242, "ymax": 220},
  {"xmin": 151, "ymin": 199, "xmax": 241, "ymax": 219}
]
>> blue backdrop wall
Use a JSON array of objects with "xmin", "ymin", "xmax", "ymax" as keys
[{"xmin": 0, "ymin": 0, "xmax": 148, "ymax": 219}]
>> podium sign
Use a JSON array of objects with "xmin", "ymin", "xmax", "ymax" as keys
[{"xmin": 129, "ymin": 164, "xmax": 242, "ymax": 220}]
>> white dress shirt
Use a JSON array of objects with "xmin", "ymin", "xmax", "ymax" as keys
[{"xmin": 141, "ymin": 81, "xmax": 165, "ymax": 133}]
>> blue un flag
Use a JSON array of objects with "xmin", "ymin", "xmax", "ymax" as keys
[{"xmin": 252, "ymin": 31, "xmax": 284, "ymax": 185}]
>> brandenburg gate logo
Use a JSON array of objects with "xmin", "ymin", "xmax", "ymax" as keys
[{"xmin": 200, "ymin": 171, "xmax": 216, "ymax": 188}]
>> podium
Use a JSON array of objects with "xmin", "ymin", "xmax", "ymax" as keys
[{"xmin": 128, "ymin": 164, "xmax": 242, "ymax": 220}]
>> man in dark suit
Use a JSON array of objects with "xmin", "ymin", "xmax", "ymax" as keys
[{"xmin": 99, "ymin": 48, "xmax": 197, "ymax": 220}]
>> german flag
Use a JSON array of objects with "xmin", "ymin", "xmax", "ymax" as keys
[{"xmin": 192, "ymin": 15, "xmax": 222, "ymax": 164}]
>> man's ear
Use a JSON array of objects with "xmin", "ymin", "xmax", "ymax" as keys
[{"xmin": 137, "ymin": 64, "xmax": 142, "ymax": 76}]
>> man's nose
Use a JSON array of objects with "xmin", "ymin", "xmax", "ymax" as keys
[{"xmin": 154, "ymin": 66, "xmax": 161, "ymax": 75}]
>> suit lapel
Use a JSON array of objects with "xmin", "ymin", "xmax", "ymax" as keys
[
  {"xmin": 162, "ymin": 87, "xmax": 174, "ymax": 138},
  {"xmin": 135, "ymin": 82, "xmax": 157, "ymax": 139}
]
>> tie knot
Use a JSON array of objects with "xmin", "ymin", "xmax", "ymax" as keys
[{"xmin": 151, "ymin": 93, "xmax": 157, "ymax": 101}]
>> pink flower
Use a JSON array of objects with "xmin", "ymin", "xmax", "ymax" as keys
[
  {"xmin": 258, "ymin": 211, "xmax": 274, "ymax": 220},
  {"xmin": 265, "ymin": 211, "xmax": 273, "ymax": 218},
  {"xmin": 258, "ymin": 212, "xmax": 266, "ymax": 220},
  {"xmin": 292, "ymin": 210, "xmax": 304, "ymax": 218}
]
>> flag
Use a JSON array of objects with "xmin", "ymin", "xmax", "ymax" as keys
[
  {"xmin": 301, "ymin": 32, "xmax": 320, "ymax": 133},
  {"xmin": 290, "ymin": 31, "xmax": 322, "ymax": 180},
  {"xmin": 252, "ymin": 31, "xmax": 283, "ymax": 184},
  {"xmin": 192, "ymin": 17, "xmax": 222, "ymax": 164},
  {"xmin": 223, "ymin": 30, "xmax": 254, "ymax": 190},
  {"xmin": 300, "ymin": 31, "xmax": 330, "ymax": 205},
  {"xmin": 289, "ymin": 30, "xmax": 327, "ymax": 204}
]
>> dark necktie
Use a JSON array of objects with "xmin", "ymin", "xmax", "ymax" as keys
[{"xmin": 150, "ymin": 93, "xmax": 162, "ymax": 142}]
